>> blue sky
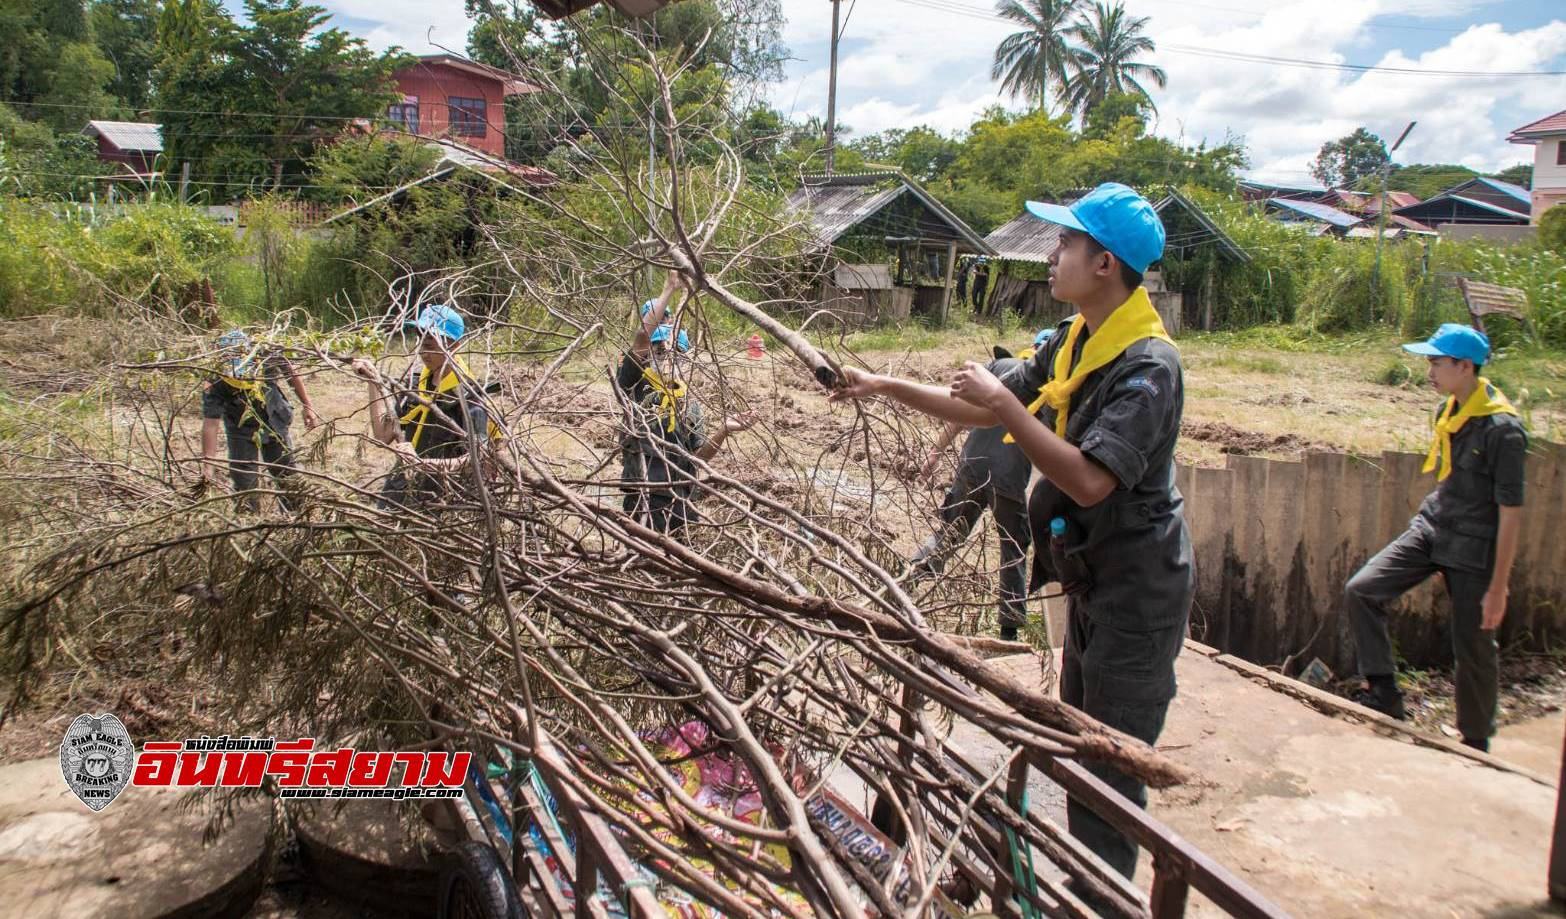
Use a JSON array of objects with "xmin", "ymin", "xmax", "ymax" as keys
[{"xmin": 278, "ymin": 0, "xmax": 1566, "ymax": 183}]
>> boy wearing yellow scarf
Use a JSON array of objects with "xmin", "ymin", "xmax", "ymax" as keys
[
  {"xmin": 1345, "ymin": 324, "xmax": 1527, "ymax": 752},
  {"xmin": 200, "ymin": 330, "xmax": 320, "ymax": 512},
  {"xmin": 614, "ymin": 272, "xmax": 758, "ymax": 534},
  {"xmin": 830, "ymin": 183, "xmax": 1189, "ymax": 887},
  {"xmin": 350, "ymin": 304, "xmax": 495, "ymax": 508}
]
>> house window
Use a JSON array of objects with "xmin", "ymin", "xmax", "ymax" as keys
[
  {"xmin": 387, "ymin": 102, "xmax": 419, "ymax": 133},
  {"xmin": 1557, "ymin": 140, "xmax": 1566, "ymax": 166},
  {"xmin": 448, "ymin": 96, "xmax": 487, "ymax": 138}
]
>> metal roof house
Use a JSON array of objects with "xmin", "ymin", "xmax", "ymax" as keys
[
  {"xmin": 1508, "ymin": 107, "xmax": 1566, "ymax": 222},
  {"xmin": 785, "ymin": 171, "xmax": 993, "ymax": 326},
  {"xmin": 1391, "ymin": 176, "xmax": 1532, "ymax": 228},
  {"xmin": 82, "ymin": 120, "xmax": 163, "ymax": 176},
  {"xmin": 1263, "ymin": 197, "xmax": 1362, "ymax": 234}
]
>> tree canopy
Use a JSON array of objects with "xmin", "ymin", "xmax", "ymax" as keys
[
  {"xmin": 1310, "ymin": 127, "xmax": 1389, "ymax": 189},
  {"xmin": 154, "ymin": 0, "xmax": 408, "ymax": 198}
]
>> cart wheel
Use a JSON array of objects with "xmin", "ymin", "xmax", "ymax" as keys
[{"xmin": 437, "ymin": 842, "xmax": 526, "ymax": 919}]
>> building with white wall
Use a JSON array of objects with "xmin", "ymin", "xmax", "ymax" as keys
[{"xmin": 1508, "ymin": 108, "xmax": 1566, "ymax": 223}]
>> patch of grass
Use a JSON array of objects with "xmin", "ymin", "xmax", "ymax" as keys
[
  {"xmin": 1204, "ymin": 353, "xmax": 1287, "ymax": 375},
  {"xmin": 1186, "ymin": 324, "xmax": 1399, "ymax": 356},
  {"xmin": 831, "ymin": 318, "xmax": 998, "ymax": 355},
  {"xmin": 1373, "ymin": 358, "xmax": 1417, "ymax": 388}
]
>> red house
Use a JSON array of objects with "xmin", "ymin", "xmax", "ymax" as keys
[
  {"xmin": 82, "ymin": 120, "xmax": 163, "ymax": 176},
  {"xmin": 388, "ymin": 55, "xmax": 539, "ymax": 160}
]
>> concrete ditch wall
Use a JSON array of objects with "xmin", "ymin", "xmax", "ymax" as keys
[{"xmin": 1175, "ymin": 442, "xmax": 1566, "ymax": 674}]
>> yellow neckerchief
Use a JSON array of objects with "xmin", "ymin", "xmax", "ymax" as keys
[
  {"xmin": 398, "ymin": 356, "xmax": 475, "ymax": 451},
  {"xmin": 218, "ymin": 360, "xmax": 269, "ymax": 430},
  {"xmin": 1017, "ymin": 347, "xmax": 1035, "ymax": 361},
  {"xmin": 1422, "ymin": 378, "xmax": 1518, "ymax": 481},
  {"xmin": 1004, "ymin": 287, "xmax": 1175, "ymax": 443},
  {"xmin": 640, "ymin": 367, "xmax": 688, "ymax": 434}
]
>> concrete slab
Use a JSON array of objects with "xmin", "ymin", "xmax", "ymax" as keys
[
  {"xmin": 1494, "ymin": 712, "xmax": 1566, "ymax": 782},
  {"xmin": 977, "ymin": 648, "xmax": 1560, "ymax": 918},
  {"xmin": 0, "ymin": 757, "xmax": 273, "ymax": 919}
]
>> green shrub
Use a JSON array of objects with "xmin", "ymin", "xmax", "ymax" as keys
[
  {"xmin": 1540, "ymin": 204, "xmax": 1566, "ymax": 256},
  {"xmin": 1374, "ymin": 357, "xmax": 1416, "ymax": 387},
  {"xmin": 0, "ymin": 200, "xmax": 234, "ymax": 319}
]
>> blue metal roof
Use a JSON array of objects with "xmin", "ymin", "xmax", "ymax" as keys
[
  {"xmin": 1444, "ymin": 195, "xmax": 1532, "ymax": 219},
  {"xmin": 1473, "ymin": 176, "xmax": 1531, "ymax": 206},
  {"xmin": 1265, "ymin": 197, "xmax": 1360, "ymax": 228}
]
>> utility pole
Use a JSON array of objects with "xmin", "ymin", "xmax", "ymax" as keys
[
  {"xmin": 179, "ymin": 161, "xmax": 191, "ymax": 203},
  {"xmin": 1372, "ymin": 121, "xmax": 1416, "ymax": 282},
  {"xmin": 824, "ymin": 0, "xmax": 841, "ymax": 175}
]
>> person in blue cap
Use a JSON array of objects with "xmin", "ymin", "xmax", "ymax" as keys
[
  {"xmin": 614, "ymin": 272, "xmax": 757, "ymax": 534},
  {"xmin": 350, "ymin": 303, "xmax": 496, "ymax": 507},
  {"xmin": 1344, "ymin": 323, "xmax": 1526, "ymax": 751},
  {"xmin": 831, "ymin": 182, "xmax": 1190, "ymax": 886},
  {"xmin": 200, "ymin": 329, "xmax": 320, "ymax": 511},
  {"xmin": 909, "ymin": 329, "xmax": 1055, "ymax": 641}
]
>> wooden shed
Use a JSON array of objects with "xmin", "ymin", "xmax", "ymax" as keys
[{"xmin": 786, "ymin": 171, "xmax": 994, "ymax": 327}]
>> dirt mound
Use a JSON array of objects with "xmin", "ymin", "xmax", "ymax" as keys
[{"xmin": 1182, "ymin": 420, "xmax": 1333, "ymax": 457}]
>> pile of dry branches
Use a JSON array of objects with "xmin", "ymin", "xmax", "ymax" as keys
[{"xmin": 0, "ymin": 16, "xmax": 1189, "ymax": 919}]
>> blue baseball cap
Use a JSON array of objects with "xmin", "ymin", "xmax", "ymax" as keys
[
  {"xmin": 649, "ymin": 324, "xmax": 690, "ymax": 352},
  {"xmin": 1403, "ymin": 323, "xmax": 1489, "ymax": 365},
  {"xmin": 1033, "ymin": 328, "xmax": 1054, "ymax": 349},
  {"xmin": 1025, "ymin": 182, "xmax": 1166, "ymax": 275},
  {"xmin": 217, "ymin": 330, "xmax": 251, "ymax": 350},
  {"xmin": 407, "ymin": 303, "xmax": 465, "ymax": 342}
]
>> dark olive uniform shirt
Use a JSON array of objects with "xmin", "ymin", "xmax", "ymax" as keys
[
  {"xmin": 201, "ymin": 356, "xmax": 294, "ymax": 444},
  {"xmin": 1002, "ymin": 315, "xmax": 1194, "ymax": 631},
  {"xmin": 1414, "ymin": 388, "xmax": 1528, "ymax": 574}
]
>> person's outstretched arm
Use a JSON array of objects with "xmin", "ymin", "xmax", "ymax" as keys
[{"xmin": 828, "ymin": 366, "xmax": 998, "ymax": 428}]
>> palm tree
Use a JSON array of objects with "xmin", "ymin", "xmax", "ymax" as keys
[
  {"xmin": 1061, "ymin": 1, "xmax": 1167, "ymax": 121},
  {"xmin": 990, "ymin": 0, "xmax": 1083, "ymax": 115}
]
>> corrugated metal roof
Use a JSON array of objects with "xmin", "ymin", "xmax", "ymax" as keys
[
  {"xmin": 1472, "ymin": 176, "xmax": 1531, "ymax": 206},
  {"xmin": 984, "ymin": 189, "xmax": 1248, "ymax": 264},
  {"xmin": 1393, "ymin": 192, "xmax": 1531, "ymax": 223},
  {"xmin": 786, "ymin": 171, "xmax": 993, "ymax": 254},
  {"xmin": 1239, "ymin": 179, "xmax": 1327, "ymax": 194},
  {"xmin": 786, "ymin": 181, "xmax": 906, "ymax": 247},
  {"xmin": 424, "ymin": 138, "xmax": 555, "ymax": 184},
  {"xmin": 1445, "ymin": 194, "xmax": 1533, "ymax": 219},
  {"xmin": 83, "ymin": 121, "xmax": 163, "ymax": 153},
  {"xmin": 1264, "ymin": 197, "xmax": 1361, "ymax": 228},
  {"xmin": 1509, "ymin": 108, "xmax": 1566, "ymax": 141},
  {"xmin": 1156, "ymin": 188, "xmax": 1249, "ymax": 262},
  {"xmin": 983, "ymin": 212, "xmax": 1065, "ymax": 263}
]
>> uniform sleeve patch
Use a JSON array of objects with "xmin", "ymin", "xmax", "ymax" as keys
[{"xmin": 1125, "ymin": 376, "xmax": 1160, "ymax": 397}]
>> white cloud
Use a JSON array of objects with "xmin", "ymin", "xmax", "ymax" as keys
[
  {"xmin": 768, "ymin": 0, "xmax": 1565, "ymax": 183},
  {"xmin": 309, "ymin": 0, "xmax": 1566, "ymax": 183},
  {"xmin": 324, "ymin": 0, "xmax": 475, "ymax": 54}
]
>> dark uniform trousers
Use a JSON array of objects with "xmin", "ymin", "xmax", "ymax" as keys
[
  {"xmin": 1345, "ymin": 517, "xmax": 1498, "ymax": 742},
  {"xmin": 1061, "ymin": 608, "xmax": 1184, "ymax": 882},
  {"xmin": 224, "ymin": 423, "xmax": 296, "ymax": 511},
  {"xmin": 910, "ymin": 483, "xmax": 1030, "ymax": 630}
]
